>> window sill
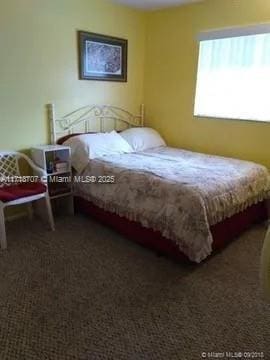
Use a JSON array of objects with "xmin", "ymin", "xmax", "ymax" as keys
[{"xmin": 194, "ymin": 114, "xmax": 270, "ymax": 124}]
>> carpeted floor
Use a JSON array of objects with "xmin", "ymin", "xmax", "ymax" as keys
[{"xmin": 0, "ymin": 215, "xmax": 269, "ymax": 360}]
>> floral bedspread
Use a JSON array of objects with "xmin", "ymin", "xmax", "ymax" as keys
[{"xmin": 74, "ymin": 147, "xmax": 270, "ymax": 262}]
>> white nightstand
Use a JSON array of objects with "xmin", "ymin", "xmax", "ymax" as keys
[{"xmin": 31, "ymin": 145, "xmax": 74, "ymax": 215}]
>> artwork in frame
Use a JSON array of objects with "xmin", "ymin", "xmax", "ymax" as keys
[{"xmin": 78, "ymin": 31, "xmax": 128, "ymax": 82}]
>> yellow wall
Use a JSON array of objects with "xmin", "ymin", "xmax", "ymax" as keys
[
  {"xmin": 145, "ymin": 0, "xmax": 270, "ymax": 166},
  {"xmin": 0, "ymin": 0, "xmax": 146, "ymax": 150},
  {"xmin": 1, "ymin": 0, "xmax": 270, "ymax": 167}
]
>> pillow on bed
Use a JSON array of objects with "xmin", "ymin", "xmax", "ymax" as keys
[
  {"xmin": 120, "ymin": 127, "xmax": 166, "ymax": 152},
  {"xmin": 63, "ymin": 131, "xmax": 133, "ymax": 172}
]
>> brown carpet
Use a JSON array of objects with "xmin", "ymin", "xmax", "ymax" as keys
[{"xmin": 0, "ymin": 215, "xmax": 269, "ymax": 360}]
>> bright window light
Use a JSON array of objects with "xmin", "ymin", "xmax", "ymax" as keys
[{"xmin": 194, "ymin": 30, "xmax": 270, "ymax": 122}]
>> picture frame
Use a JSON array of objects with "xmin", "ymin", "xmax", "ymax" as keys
[{"xmin": 78, "ymin": 31, "xmax": 128, "ymax": 82}]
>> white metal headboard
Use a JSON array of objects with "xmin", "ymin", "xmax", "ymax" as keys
[{"xmin": 47, "ymin": 103, "xmax": 145, "ymax": 144}]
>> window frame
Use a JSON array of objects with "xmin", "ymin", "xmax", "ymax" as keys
[{"xmin": 194, "ymin": 24, "xmax": 270, "ymax": 123}]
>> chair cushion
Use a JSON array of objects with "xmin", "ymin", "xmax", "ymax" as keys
[{"xmin": 0, "ymin": 182, "xmax": 47, "ymax": 203}]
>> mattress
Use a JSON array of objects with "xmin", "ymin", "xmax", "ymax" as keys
[{"xmin": 74, "ymin": 146, "xmax": 270, "ymax": 262}]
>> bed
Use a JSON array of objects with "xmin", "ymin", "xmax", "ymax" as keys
[{"xmin": 48, "ymin": 103, "xmax": 270, "ymax": 263}]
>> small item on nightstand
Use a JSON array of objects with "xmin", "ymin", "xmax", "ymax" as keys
[
  {"xmin": 54, "ymin": 160, "xmax": 69, "ymax": 173},
  {"xmin": 47, "ymin": 161, "xmax": 54, "ymax": 174}
]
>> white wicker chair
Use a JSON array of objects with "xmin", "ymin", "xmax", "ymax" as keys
[{"xmin": 0, "ymin": 151, "xmax": 55, "ymax": 249}]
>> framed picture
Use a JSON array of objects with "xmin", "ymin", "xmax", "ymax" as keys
[{"xmin": 78, "ymin": 31, "xmax": 128, "ymax": 82}]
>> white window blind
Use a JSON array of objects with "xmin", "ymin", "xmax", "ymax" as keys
[{"xmin": 194, "ymin": 25, "xmax": 270, "ymax": 122}]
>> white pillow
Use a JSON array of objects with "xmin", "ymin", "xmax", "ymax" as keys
[
  {"xmin": 63, "ymin": 131, "xmax": 133, "ymax": 172},
  {"xmin": 120, "ymin": 127, "xmax": 166, "ymax": 152}
]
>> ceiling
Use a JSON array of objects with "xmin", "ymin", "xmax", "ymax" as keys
[{"xmin": 112, "ymin": 0, "xmax": 202, "ymax": 10}]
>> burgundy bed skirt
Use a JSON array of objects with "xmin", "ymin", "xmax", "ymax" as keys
[{"xmin": 74, "ymin": 196, "xmax": 268, "ymax": 262}]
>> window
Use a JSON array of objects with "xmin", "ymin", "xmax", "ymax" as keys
[{"xmin": 194, "ymin": 25, "xmax": 270, "ymax": 122}]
